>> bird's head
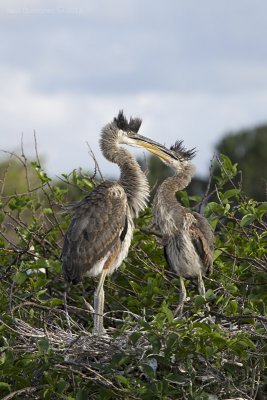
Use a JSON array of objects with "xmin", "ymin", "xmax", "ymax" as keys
[
  {"xmin": 151, "ymin": 140, "xmax": 196, "ymax": 173},
  {"xmin": 101, "ymin": 111, "xmax": 196, "ymax": 170}
]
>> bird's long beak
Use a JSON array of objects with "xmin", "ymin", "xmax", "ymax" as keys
[{"xmin": 128, "ymin": 133, "xmax": 179, "ymax": 162}]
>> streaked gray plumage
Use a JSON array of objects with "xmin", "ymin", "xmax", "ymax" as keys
[{"xmin": 153, "ymin": 141, "xmax": 214, "ymax": 315}]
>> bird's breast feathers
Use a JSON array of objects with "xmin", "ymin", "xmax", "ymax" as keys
[{"xmin": 108, "ymin": 184, "xmax": 125, "ymax": 199}]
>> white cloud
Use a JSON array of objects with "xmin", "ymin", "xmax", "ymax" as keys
[
  {"xmin": 1, "ymin": 0, "xmax": 267, "ymax": 181},
  {"xmin": 1, "ymin": 65, "xmax": 267, "ymax": 180}
]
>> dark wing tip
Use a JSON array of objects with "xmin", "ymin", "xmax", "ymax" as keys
[
  {"xmin": 170, "ymin": 140, "xmax": 197, "ymax": 160},
  {"xmin": 114, "ymin": 110, "xmax": 142, "ymax": 132}
]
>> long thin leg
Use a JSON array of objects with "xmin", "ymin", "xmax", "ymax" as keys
[
  {"xmin": 93, "ymin": 269, "xmax": 108, "ymax": 336},
  {"xmin": 198, "ymin": 271, "xmax": 211, "ymax": 315},
  {"xmin": 64, "ymin": 283, "xmax": 71, "ymax": 333},
  {"xmin": 174, "ymin": 276, "xmax": 187, "ymax": 317},
  {"xmin": 197, "ymin": 271, "xmax": 205, "ymax": 296}
]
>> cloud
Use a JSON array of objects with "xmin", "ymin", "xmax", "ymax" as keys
[
  {"xmin": 1, "ymin": 0, "xmax": 267, "ymax": 180},
  {"xmin": 1, "ymin": 0, "xmax": 267, "ymax": 95},
  {"xmin": 1, "ymin": 64, "xmax": 267, "ymax": 179}
]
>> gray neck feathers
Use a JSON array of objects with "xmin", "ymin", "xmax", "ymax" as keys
[
  {"xmin": 119, "ymin": 152, "xmax": 149, "ymax": 217},
  {"xmin": 100, "ymin": 125, "xmax": 149, "ymax": 218},
  {"xmin": 154, "ymin": 162, "xmax": 195, "ymax": 209}
]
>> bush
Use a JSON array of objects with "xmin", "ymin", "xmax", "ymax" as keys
[{"xmin": 0, "ymin": 152, "xmax": 266, "ymax": 400}]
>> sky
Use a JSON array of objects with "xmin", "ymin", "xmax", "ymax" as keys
[{"xmin": 0, "ymin": 0, "xmax": 267, "ymax": 179}]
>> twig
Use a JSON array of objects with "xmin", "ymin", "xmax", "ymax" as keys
[
  {"xmin": 139, "ymin": 226, "xmax": 163, "ymax": 238},
  {"xmin": 210, "ymin": 311, "xmax": 267, "ymax": 323},
  {"xmin": 0, "ymin": 153, "xmax": 13, "ymax": 196},
  {"xmin": 86, "ymin": 142, "xmax": 104, "ymax": 182},
  {"xmin": 34, "ymin": 131, "xmax": 65, "ymax": 238},
  {"xmin": 197, "ymin": 153, "xmax": 216, "ymax": 213},
  {"xmin": 2, "ymin": 386, "xmax": 40, "ymax": 400},
  {"xmin": 20, "ymin": 133, "xmax": 31, "ymax": 192}
]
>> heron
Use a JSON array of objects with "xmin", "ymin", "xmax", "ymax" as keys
[
  {"xmin": 152, "ymin": 141, "xmax": 214, "ymax": 316},
  {"xmin": 62, "ymin": 111, "xmax": 174, "ymax": 335}
]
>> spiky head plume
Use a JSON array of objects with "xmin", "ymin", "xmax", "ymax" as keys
[
  {"xmin": 170, "ymin": 140, "xmax": 196, "ymax": 161},
  {"xmin": 114, "ymin": 110, "xmax": 142, "ymax": 133}
]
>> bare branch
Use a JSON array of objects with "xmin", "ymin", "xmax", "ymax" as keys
[{"xmin": 86, "ymin": 142, "xmax": 104, "ymax": 182}]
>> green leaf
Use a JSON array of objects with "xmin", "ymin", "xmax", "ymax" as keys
[
  {"xmin": 229, "ymin": 300, "xmax": 238, "ymax": 314},
  {"xmin": 257, "ymin": 203, "xmax": 267, "ymax": 219},
  {"xmin": 129, "ymin": 280, "xmax": 142, "ymax": 293},
  {"xmin": 205, "ymin": 202, "xmax": 224, "ymax": 217},
  {"xmin": 141, "ymin": 363, "xmax": 156, "ymax": 379},
  {"xmin": 165, "ymin": 373, "xmax": 189, "ymax": 384},
  {"xmin": 43, "ymin": 208, "xmax": 53, "ymax": 215},
  {"xmin": 57, "ymin": 379, "xmax": 69, "ymax": 393},
  {"xmin": 129, "ymin": 331, "xmax": 142, "ymax": 345},
  {"xmin": 81, "ymin": 178, "xmax": 94, "ymax": 189},
  {"xmin": 213, "ymin": 249, "xmax": 222, "ymax": 261},
  {"xmin": 41, "ymin": 298, "xmax": 64, "ymax": 307},
  {"xmin": 115, "ymin": 374, "xmax": 130, "ymax": 386},
  {"xmin": 148, "ymin": 333, "xmax": 161, "ymax": 353},
  {"xmin": 37, "ymin": 338, "xmax": 49, "ymax": 354},
  {"xmin": 161, "ymin": 302, "xmax": 174, "ymax": 324},
  {"xmin": 76, "ymin": 389, "xmax": 89, "ymax": 400},
  {"xmin": 166, "ymin": 333, "xmax": 178, "ymax": 350},
  {"xmin": 194, "ymin": 295, "xmax": 206, "ymax": 308},
  {"xmin": 177, "ymin": 190, "xmax": 190, "ymax": 207},
  {"xmin": 32, "ymin": 163, "xmax": 51, "ymax": 183},
  {"xmin": 189, "ymin": 195, "xmax": 201, "ymax": 202},
  {"xmin": 13, "ymin": 271, "xmax": 28, "ymax": 285},
  {"xmin": 222, "ymin": 189, "xmax": 240, "ymax": 199},
  {"xmin": 240, "ymin": 214, "xmax": 257, "ymax": 227},
  {"xmin": 205, "ymin": 289, "xmax": 216, "ymax": 301},
  {"xmin": 0, "ymin": 382, "xmax": 11, "ymax": 393}
]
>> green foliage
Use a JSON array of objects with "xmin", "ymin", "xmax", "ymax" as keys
[
  {"xmin": 216, "ymin": 124, "xmax": 267, "ymax": 200},
  {"xmin": 0, "ymin": 152, "xmax": 266, "ymax": 399}
]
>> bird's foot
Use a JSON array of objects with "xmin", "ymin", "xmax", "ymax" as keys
[
  {"xmin": 174, "ymin": 304, "xmax": 184, "ymax": 317},
  {"xmin": 82, "ymin": 297, "xmax": 94, "ymax": 313},
  {"xmin": 93, "ymin": 313, "xmax": 106, "ymax": 336},
  {"xmin": 92, "ymin": 326, "xmax": 106, "ymax": 336}
]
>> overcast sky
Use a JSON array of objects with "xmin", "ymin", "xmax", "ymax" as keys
[{"xmin": 1, "ymin": 0, "xmax": 267, "ymax": 179}]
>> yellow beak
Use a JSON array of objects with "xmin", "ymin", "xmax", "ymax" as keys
[{"xmin": 136, "ymin": 140, "xmax": 172, "ymax": 161}]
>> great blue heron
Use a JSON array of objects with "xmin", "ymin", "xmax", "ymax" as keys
[
  {"xmin": 152, "ymin": 141, "xmax": 214, "ymax": 315},
  {"xmin": 62, "ymin": 111, "xmax": 173, "ymax": 335}
]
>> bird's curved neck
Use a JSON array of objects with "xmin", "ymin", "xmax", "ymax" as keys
[
  {"xmin": 101, "ymin": 135, "xmax": 149, "ymax": 218},
  {"xmin": 154, "ymin": 163, "xmax": 195, "ymax": 208},
  {"xmin": 119, "ymin": 150, "xmax": 149, "ymax": 217}
]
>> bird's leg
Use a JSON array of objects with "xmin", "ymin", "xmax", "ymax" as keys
[
  {"xmin": 197, "ymin": 271, "xmax": 206, "ymax": 297},
  {"xmin": 174, "ymin": 276, "xmax": 187, "ymax": 317},
  {"xmin": 64, "ymin": 283, "xmax": 71, "ymax": 333},
  {"xmin": 198, "ymin": 271, "xmax": 211, "ymax": 314},
  {"xmin": 93, "ymin": 269, "xmax": 108, "ymax": 336}
]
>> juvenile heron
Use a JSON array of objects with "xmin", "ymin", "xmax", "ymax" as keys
[
  {"xmin": 62, "ymin": 111, "xmax": 172, "ymax": 335},
  {"xmin": 152, "ymin": 141, "xmax": 214, "ymax": 315}
]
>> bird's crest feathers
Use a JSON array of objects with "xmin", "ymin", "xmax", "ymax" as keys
[
  {"xmin": 114, "ymin": 110, "xmax": 142, "ymax": 133},
  {"xmin": 170, "ymin": 140, "xmax": 196, "ymax": 161}
]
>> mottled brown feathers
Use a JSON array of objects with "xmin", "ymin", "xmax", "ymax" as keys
[
  {"xmin": 62, "ymin": 181, "xmax": 128, "ymax": 283},
  {"xmin": 153, "ymin": 141, "xmax": 214, "ymax": 279},
  {"xmin": 189, "ymin": 213, "xmax": 214, "ymax": 275}
]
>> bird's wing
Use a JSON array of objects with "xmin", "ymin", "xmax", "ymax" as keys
[
  {"xmin": 190, "ymin": 212, "xmax": 215, "ymax": 275},
  {"xmin": 62, "ymin": 181, "xmax": 129, "ymax": 283}
]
